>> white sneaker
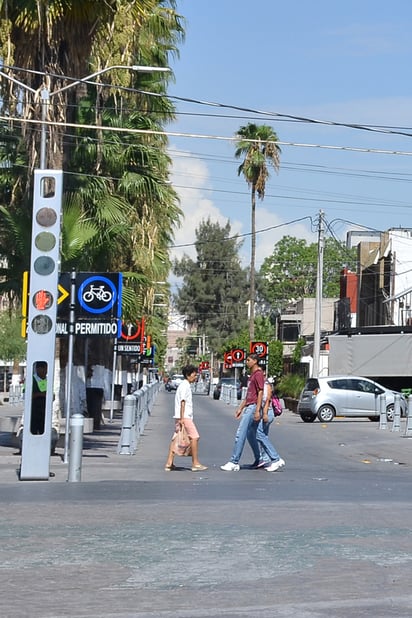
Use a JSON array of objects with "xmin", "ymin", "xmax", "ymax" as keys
[
  {"xmin": 220, "ymin": 461, "xmax": 240, "ymax": 471},
  {"xmin": 265, "ymin": 459, "xmax": 284, "ymax": 472},
  {"xmin": 277, "ymin": 458, "xmax": 285, "ymax": 468}
]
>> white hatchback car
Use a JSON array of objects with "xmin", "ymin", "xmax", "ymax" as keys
[
  {"xmin": 297, "ymin": 375, "xmax": 407, "ymax": 423},
  {"xmin": 165, "ymin": 374, "xmax": 184, "ymax": 391}
]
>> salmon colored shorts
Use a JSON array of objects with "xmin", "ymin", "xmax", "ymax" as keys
[{"xmin": 174, "ymin": 418, "xmax": 199, "ymax": 440}]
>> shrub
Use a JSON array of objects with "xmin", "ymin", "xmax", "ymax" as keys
[{"xmin": 276, "ymin": 373, "xmax": 305, "ymax": 399}]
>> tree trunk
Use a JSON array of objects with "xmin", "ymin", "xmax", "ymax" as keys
[{"xmin": 249, "ymin": 187, "xmax": 256, "ymax": 341}]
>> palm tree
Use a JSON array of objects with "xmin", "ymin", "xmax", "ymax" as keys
[
  {"xmin": 0, "ymin": 1, "xmax": 185, "ymax": 388},
  {"xmin": 234, "ymin": 123, "xmax": 281, "ymax": 341}
]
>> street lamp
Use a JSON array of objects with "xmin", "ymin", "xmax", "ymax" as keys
[
  {"xmin": 0, "ymin": 64, "xmax": 169, "ymax": 479},
  {"xmin": 1, "ymin": 64, "xmax": 170, "ymax": 170}
]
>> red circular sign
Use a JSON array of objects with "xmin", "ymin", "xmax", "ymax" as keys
[
  {"xmin": 121, "ymin": 321, "xmax": 142, "ymax": 341},
  {"xmin": 232, "ymin": 348, "xmax": 245, "ymax": 362},
  {"xmin": 250, "ymin": 341, "xmax": 268, "ymax": 357}
]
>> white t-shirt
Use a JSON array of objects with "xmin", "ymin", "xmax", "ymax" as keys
[{"xmin": 174, "ymin": 379, "xmax": 193, "ymax": 419}]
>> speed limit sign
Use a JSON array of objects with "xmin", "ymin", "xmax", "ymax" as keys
[
  {"xmin": 250, "ymin": 341, "xmax": 268, "ymax": 357},
  {"xmin": 250, "ymin": 341, "xmax": 268, "ymax": 366}
]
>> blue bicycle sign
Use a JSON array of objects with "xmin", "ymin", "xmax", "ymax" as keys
[{"xmin": 77, "ymin": 275, "xmax": 118, "ymax": 315}]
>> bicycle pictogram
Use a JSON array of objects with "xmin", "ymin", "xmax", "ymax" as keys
[
  {"xmin": 77, "ymin": 275, "xmax": 118, "ymax": 315},
  {"xmin": 82, "ymin": 284, "xmax": 113, "ymax": 303}
]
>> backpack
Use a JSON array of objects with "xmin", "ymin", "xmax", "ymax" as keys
[{"xmin": 271, "ymin": 394, "xmax": 283, "ymax": 416}]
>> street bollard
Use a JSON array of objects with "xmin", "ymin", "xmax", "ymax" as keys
[
  {"xmin": 67, "ymin": 414, "xmax": 84, "ymax": 482},
  {"xmin": 117, "ymin": 394, "xmax": 135, "ymax": 455},
  {"xmin": 405, "ymin": 397, "xmax": 412, "ymax": 437},
  {"xmin": 379, "ymin": 394, "xmax": 387, "ymax": 430},
  {"xmin": 392, "ymin": 393, "xmax": 401, "ymax": 432}
]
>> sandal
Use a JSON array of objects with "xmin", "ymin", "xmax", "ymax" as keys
[
  {"xmin": 191, "ymin": 464, "xmax": 208, "ymax": 472},
  {"xmin": 164, "ymin": 464, "xmax": 176, "ymax": 471}
]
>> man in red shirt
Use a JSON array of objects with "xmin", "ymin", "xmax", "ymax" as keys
[{"xmin": 221, "ymin": 353, "xmax": 264, "ymax": 471}]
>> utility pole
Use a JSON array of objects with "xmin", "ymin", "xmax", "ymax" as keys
[{"xmin": 312, "ymin": 209, "xmax": 324, "ymax": 378}]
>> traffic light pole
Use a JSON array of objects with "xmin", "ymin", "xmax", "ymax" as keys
[{"xmin": 20, "ymin": 170, "xmax": 63, "ymax": 480}]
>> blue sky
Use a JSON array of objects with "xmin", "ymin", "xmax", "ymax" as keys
[{"xmin": 167, "ymin": 1, "xmax": 412, "ymax": 273}]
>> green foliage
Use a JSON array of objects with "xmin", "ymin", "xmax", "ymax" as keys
[
  {"xmin": 292, "ymin": 337, "xmax": 306, "ymax": 364},
  {"xmin": 220, "ymin": 329, "xmax": 250, "ymax": 358},
  {"xmin": 173, "ymin": 218, "xmax": 249, "ymax": 352},
  {"xmin": 0, "ymin": 312, "xmax": 26, "ymax": 363},
  {"xmin": 268, "ymin": 339, "xmax": 283, "ymax": 378},
  {"xmin": 276, "ymin": 373, "xmax": 305, "ymax": 399},
  {"xmin": 235, "ymin": 123, "xmax": 281, "ymax": 198},
  {"xmin": 259, "ymin": 235, "xmax": 357, "ymax": 310},
  {"xmin": 254, "ymin": 315, "xmax": 275, "ymax": 340}
]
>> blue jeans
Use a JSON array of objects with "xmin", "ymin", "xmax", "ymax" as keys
[
  {"xmin": 254, "ymin": 409, "xmax": 280, "ymax": 463},
  {"xmin": 230, "ymin": 404, "xmax": 260, "ymax": 464}
]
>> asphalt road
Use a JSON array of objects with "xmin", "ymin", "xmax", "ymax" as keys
[{"xmin": 1, "ymin": 389, "xmax": 412, "ymax": 617}]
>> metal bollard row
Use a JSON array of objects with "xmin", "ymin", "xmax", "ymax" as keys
[
  {"xmin": 379, "ymin": 392, "xmax": 412, "ymax": 437},
  {"xmin": 117, "ymin": 381, "xmax": 161, "ymax": 455},
  {"xmin": 220, "ymin": 384, "xmax": 238, "ymax": 406}
]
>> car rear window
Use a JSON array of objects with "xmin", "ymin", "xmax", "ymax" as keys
[
  {"xmin": 304, "ymin": 378, "xmax": 319, "ymax": 391},
  {"xmin": 328, "ymin": 379, "xmax": 350, "ymax": 390}
]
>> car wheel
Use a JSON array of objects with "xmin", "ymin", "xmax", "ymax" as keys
[
  {"xmin": 300, "ymin": 413, "xmax": 316, "ymax": 423},
  {"xmin": 317, "ymin": 404, "xmax": 335, "ymax": 422},
  {"xmin": 386, "ymin": 404, "xmax": 394, "ymax": 422}
]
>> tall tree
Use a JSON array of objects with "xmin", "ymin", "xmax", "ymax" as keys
[
  {"xmin": 259, "ymin": 235, "xmax": 357, "ymax": 311},
  {"xmin": 234, "ymin": 123, "xmax": 281, "ymax": 341},
  {"xmin": 173, "ymin": 219, "xmax": 249, "ymax": 352}
]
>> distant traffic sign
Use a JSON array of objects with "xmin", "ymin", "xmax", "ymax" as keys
[
  {"xmin": 232, "ymin": 349, "xmax": 245, "ymax": 368},
  {"xmin": 120, "ymin": 319, "xmax": 144, "ymax": 342}
]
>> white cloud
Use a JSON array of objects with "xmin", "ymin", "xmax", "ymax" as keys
[{"xmin": 170, "ymin": 147, "xmax": 243, "ymax": 261}]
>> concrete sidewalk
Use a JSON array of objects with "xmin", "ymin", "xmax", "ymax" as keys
[{"xmin": 0, "ymin": 396, "xmax": 140, "ymax": 484}]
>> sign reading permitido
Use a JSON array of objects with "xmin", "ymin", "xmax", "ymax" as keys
[{"xmin": 56, "ymin": 272, "xmax": 122, "ymax": 337}]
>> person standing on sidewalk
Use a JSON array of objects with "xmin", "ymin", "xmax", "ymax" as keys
[
  {"xmin": 221, "ymin": 353, "xmax": 264, "ymax": 471},
  {"xmin": 251, "ymin": 379, "xmax": 285, "ymax": 472},
  {"xmin": 16, "ymin": 361, "xmax": 59, "ymax": 455},
  {"xmin": 164, "ymin": 364, "xmax": 208, "ymax": 472}
]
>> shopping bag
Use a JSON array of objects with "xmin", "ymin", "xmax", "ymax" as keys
[{"xmin": 171, "ymin": 424, "xmax": 192, "ymax": 456}]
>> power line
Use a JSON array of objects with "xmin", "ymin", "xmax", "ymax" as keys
[
  {"xmin": 5, "ymin": 62, "xmax": 412, "ymax": 137},
  {"xmin": 4, "ymin": 114, "xmax": 412, "ymax": 157}
]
